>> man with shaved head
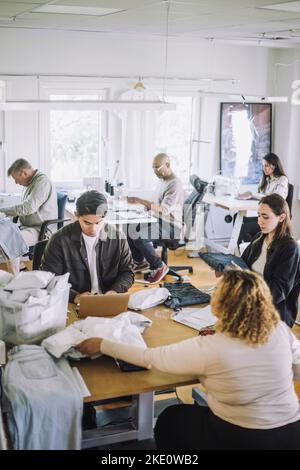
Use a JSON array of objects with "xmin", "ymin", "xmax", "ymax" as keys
[{"xmin": 127, "ymin": 153, "xmax": 184, "ymax": 284}]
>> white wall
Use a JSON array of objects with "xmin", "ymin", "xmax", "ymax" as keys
[
  {"xmin": 0, "ymin": 29, "xmax": 271, "ymax": 197},
  {"xmin": 269, "ymin": 48, "xmax": 300, "ymax": 238}
]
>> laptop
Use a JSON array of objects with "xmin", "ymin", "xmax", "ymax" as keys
[{"xmin": 78, "ymin": 293, "xmax": 130, "ymax": 318}]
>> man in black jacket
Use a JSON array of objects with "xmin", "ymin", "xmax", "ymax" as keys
[{"xmin": 41, "ymin": 190, "xmax": 134, "ymax": 304}]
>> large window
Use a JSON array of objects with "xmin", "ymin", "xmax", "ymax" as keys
[
  {"xmin": 155, "ymin": 96, "xmax": 195, "ymax": 184},
  {"xmin": 50, "ymin": 94, "xmax": 102, "ymax": 183}
]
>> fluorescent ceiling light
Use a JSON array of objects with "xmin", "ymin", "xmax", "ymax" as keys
[
  {"xmin": 199, "ymin": 92, "xmax": 288, "ymax": 103},
  {"xmin": 32, "ymin": 5, "xmax": 125, "ymax": 16},
  {"xmin": 0, "ymin": 100, "xmax": 176, "ymax": 111},
  {"xmin": 259, "ymin": 1, "xmax": 300, "ymax": 13}
]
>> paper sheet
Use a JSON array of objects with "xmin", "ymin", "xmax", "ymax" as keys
[{"xmin": 171, "ymin": 305, "xmax": 217, "ymax": 331}]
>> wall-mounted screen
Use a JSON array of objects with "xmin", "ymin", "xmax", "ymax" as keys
[{"xmin": 220, "ymin": 103, "xmax": 272, "ymax": 184}]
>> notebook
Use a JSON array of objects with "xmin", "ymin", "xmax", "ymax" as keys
[
  {"xmin": 115, "ymin": 359, "xmax": 147, "ymax": 372},
  {"xmin": 171, "ymin": 305, "xmax": 217, "ymax": 331},
  {"xmin": 198, "ymin": 253, "xmax": 249, "ymax": 272},
  {"xmin": 78, "ymin": 293, "xmax": 130, "ymax": 318}
]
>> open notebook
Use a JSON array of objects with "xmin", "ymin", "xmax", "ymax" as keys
[{"xmin": 172, "ymin": 305, "xmax": 217, "ymax": 331}]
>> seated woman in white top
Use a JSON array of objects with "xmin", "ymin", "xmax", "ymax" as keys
[
  {"xmin": 76, "ymin": 270, "xmax": 300, "ymax": 450},
  {"xmin": 238, "ymin": 153, "xmax": 289, "ymax": 243}
]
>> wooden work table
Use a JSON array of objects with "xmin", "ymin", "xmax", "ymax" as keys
[{"xmin": 68, "ymin": 304, "xmax": 199, "ymax": 403}]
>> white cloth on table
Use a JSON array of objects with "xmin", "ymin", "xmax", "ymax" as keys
[
  {"xmin": 42, "ymin": 311, "xmax": 152, "ymax": 359},
  {"xmin": 128, "ymin": 287, "xmax": 170, "ymax": 311}
]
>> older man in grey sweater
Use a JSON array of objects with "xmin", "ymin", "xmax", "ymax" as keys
[{"xmin": 1, "ymin": 158, "xmax": 57, "ymax": 272}]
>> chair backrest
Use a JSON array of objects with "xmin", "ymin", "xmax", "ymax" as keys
[
  {"xmin": 57, "ymin": 192, "xmax": 68, "ymax": 228},
  {"xmin": 286, "ymin": 183, "xmax": 294, "ymax": 218},
  {"xmin": 183, "ymin": 175, "xmax": 208, "ymax": 241},
  {"xmin": 32, "ymin": 239, "xmax": 48, "ymax": 270}
]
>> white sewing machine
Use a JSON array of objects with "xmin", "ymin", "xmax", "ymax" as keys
[{"xmin": 213, "ymin": 175, "xmax": 240, "ymax": 197}]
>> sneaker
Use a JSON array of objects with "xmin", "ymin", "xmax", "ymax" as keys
[
  {"xmin": 133, "ymin": 260, "xmax": 150, "ymax": 273},
  {"xmin": 144, "ymin": 262, "xmax": 169, "ymax": 284}
]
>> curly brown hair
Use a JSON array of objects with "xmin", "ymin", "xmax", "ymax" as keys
[{"xmin": 211, "ymin": 270, "xmax": 280, "ymax": 345}]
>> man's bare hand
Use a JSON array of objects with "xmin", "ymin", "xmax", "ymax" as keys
[{"xmin": 74, "ymin": 291, "xmax": 92, "ymax": 305}]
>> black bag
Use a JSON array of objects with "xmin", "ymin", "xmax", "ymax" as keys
[{"xmin": 163, "ymin": 282, "xmax": 210, "ymax": 310}]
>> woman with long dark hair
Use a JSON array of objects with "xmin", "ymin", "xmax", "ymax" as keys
[
  {"xmin": 238, "ymin": 153, "xmax": 289, "ymax": 242},
  {"xmin": 241, "ymin": 193, "xmax": 300, "ymax": 327}
]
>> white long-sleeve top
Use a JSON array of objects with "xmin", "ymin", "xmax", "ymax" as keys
[
  {"xmin": 253, "ymin": 175, "xmax": 289, "ymax": 200},
  {"xmin": 101, "ymin": 321, "xmax": 300, "ymax": 429}
]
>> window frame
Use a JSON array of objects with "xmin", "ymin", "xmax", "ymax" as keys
[
  {"xmin": 39, "ymin": 79, "xmax": 109, "ymax": 188},
  {"xmin": 139, "ymin": 84, "xmax": 201, "ymax": 189}
]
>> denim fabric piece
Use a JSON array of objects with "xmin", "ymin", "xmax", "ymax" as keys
[
  {"xmin": 0, "ymin": 220, "xmax": 28, "ymax": 259},
  {"xmin": 3, "ymin": 345, "xmax": 83, "ymax": 450},
  {"xmin": 199, "ymin": 253, "xmax": 249, "ymax": 272},
  {"xmin": 163, "ymin": 282, "xmax": 210, "ymax": 310}
]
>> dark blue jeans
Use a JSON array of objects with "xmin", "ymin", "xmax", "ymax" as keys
[{"xmin": 127, "ymin": 219, "xmax": 181, "ymax": 270}]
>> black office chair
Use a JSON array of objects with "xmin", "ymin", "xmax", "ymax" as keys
[
  {"xmin": 286, "ymin": 183, "xmax": 294, "ymax": 218},
  {"xmin": 32, "ymin": 239, "xmax": 48, "ymax": 270},
  {"xmin": 154, "ymin": 175, "xmax": 208, "ymax": 281},
  {"xmin": 37, "ymin": 191, "xmax": 70, "ymax": 241}
]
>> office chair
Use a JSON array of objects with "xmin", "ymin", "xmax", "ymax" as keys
[
  {"xmin": 153, "ymin": 175, "xmax": 208, "ymax": 281},
  {"xmin": 32, "ymin": 239, "xmax": 48, "ymax": 270},
  {"xmin": 38, "ymin": 191, "xmax": 70, "ymax": 241},
  {"xmin": 286, "ymin": 183, "xmax": 294, "ymax": 218}
]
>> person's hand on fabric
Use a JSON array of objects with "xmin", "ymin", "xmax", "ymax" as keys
[
  {"xmin": 237, "ymin": 191, "xmax": 253, "ymax": 200},
  {"xmin": 104, "ymin": 290, "xmax": 117, "ymax": 295},
  {"xmin": 75, "ymin": 338, "xmax": 103, "ymax": 356}
]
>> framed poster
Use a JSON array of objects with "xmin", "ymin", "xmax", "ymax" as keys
[{"xmin": 220, "ymin": 102, "xmax": 272, "ymax": 184}]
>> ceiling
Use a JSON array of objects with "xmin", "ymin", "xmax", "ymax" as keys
[{"xmin": 1, "ymin": 0, "xmax": 300, "ymax": 47}]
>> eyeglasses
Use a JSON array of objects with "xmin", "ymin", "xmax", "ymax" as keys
[{"xmin": 152, "ymin": 163, "xmax": 166, "ymax": 172}]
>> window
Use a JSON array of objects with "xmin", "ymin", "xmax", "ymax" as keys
[
  {"xmin": 49, "ymin": 94, "xmax": 102, "ymax": 183},
  {"xmin": 155, "ymin": 96, "xmax": 195, "ymax": 184}
]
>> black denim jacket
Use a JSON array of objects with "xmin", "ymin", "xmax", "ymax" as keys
[{"xmin": 242, "ymin": 233, "xmax": 300, "ymax": 327}]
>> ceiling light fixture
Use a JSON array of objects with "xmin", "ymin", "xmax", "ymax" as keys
[
  {"xmin": 133, "ymin": 77, "xmax": 146, "ymax": 92},
  {"xmin": 0, "ymin": 100, "xmax": 176, "ymax": 111},
  {"xmin": 199, "ymin": 91, "xmax": 288, "ymax": 103}
]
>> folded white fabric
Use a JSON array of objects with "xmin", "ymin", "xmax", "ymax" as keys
[
  {"xmin": 5, "ymin": 271, "xmax": 54, "ymax": 291},
  {"xmin": 8, "ymin": 288, "xmax": 49, "ymax": 303},
  {"xmin": 42, "ymin": 325, "xmax": 88, "ymax": 359},
  {"xmin": 42, "ymin": 311, "xmax": 152, "ymax": 359},
  {"xmin": 0, "ymin": 270, "xmax": 13, "ymax": 288},
  {"xmin": 128, "ymin": 287, "xmax": 170, "ymax": 311},
  {"xmin": 47, "ymin": 273, "xmax": 70, "ymax": 293},
  {"xmin": 0, "ymin": 271, "xmax": 71, "ymax": 345}
]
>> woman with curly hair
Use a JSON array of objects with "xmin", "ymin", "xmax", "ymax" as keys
[{"xmin": 76, "ymin": 270, "xmax": 300, "ymax": 450}]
